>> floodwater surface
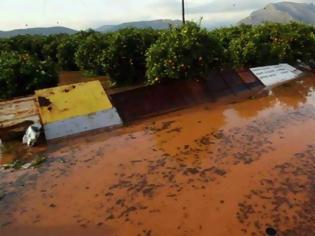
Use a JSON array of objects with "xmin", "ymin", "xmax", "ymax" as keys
[
  {"xmin": 58, "ymin": 71, "xmax": 111, "ymax": 87},
  {"xmin": 1, "ymin": 77, "xmax": 315, "ymax": 236}
]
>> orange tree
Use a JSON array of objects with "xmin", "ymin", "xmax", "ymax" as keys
[
  {"xmin": 100, "ymin": 28, "xmax": 159, "ymax": 86},
  {"xmin": 145, "ymin": 22, "xmax": 223, "ymax": 84},
  {"xmin": 74, "ymin": 32, "xmax": 110, "ymax": 75},
  {"xmin": 227, "ymin": 23, "xmax": 315, "ymax": 67},
  {"xmin": 0, "ymin": 51, "xmax": 58, "ymax": 99}
]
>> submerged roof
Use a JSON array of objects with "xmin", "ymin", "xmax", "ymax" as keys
[
  {"xmin": 250, "ymin": 64, "xmax": 303, "ymax": 88},
  {"xmin": 0, "ymin": 96, "xmax": 39, "ymax": 129},
  {"xmin": 35, "ymin": 81, "xmax": 112, "ymax": 124}
]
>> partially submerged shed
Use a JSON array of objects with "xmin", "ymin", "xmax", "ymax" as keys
[
  {"xmin": 35, "ymin": 81, "xmax": 122, "ymax": 140},
  {"xmin": 0, "ymin": 96, "xmax": 40, "ymax": 140}
]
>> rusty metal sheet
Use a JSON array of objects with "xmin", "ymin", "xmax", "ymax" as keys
[
  {"xmin": 111, "ymin": 70, "xmax": 265, "ymax": 123},
  {"xmin": 0, "ymin": 96, "xmax": 39, "ymax": 129},
  {"xmin": 237, "ymin": 69, "xmax": 264, "ymax": 91},
  {"xmin": 204, "ymin": 71, "xmax": 236, "ymax": 100},
  {"xmin": 111, "ymin": 79, "xmax": 212, "ymax": 123},
  {"xmin": 221, "ymin": 70, "xmax": 248, "ymax": 94}
]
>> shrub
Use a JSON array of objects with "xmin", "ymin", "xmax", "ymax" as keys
[
  {"xmin": 100, "ymin": 28, "xmax": 159, "ymax": 85},
  {"xmin": 74, "ymin": 32, "xmax": 109, "ymax": 75},
  {"xmin": 57, "ymin": 36, "xmax": 79, "ymax": 70},
  {"xmin": 146, "ymin": 22, "xmax": 223, "ymax": 84},
  {"xmin": 282, "ymin": 23, "xmax": 315, "ymax": 63},
  {"xmin": 227, "ymin": 23, "xmax": 315, "ymax": 67},
  {"xmin": 0, "ymin": 51, "xmax": 58, "ymax": 99},
  {"xmin": 0, "ymin": 38, "xmax": 12, "ymax": 52},
  {"xmin": 9, "ymin": 35, "xmax": 46, "ymax": 59},
  {"xmin": 41, "ymin": 35, "xmax": 67, "ymax": 62},
  {"xmin": 210, "ymin": 25, "xmax": 252, "ymax": 67}
]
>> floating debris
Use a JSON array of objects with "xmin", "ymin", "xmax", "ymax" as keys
[{"xmin": 2, "ymin": 155, "xmax": 46, "ymax": 170}]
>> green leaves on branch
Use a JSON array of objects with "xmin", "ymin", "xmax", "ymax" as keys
[
  {"xmin": 220, "ymin": 23, "xmax": 315, "ymax": 68},
  {"xmin": 100, "ymin": 28, "xmax": 159, "ymax": 86},
  {"xmin": 74, "ymin": 33, "xmax": 110, "ymax": 75},
  {"xmin": 146, "ymin": 22, "xmax": 223, "ymax": 84},
  {"xmin": 1, "ymin": 22, "xmax": 315, "ymax": 99},
  {"xmin": 0, "ymin": 51, "xmax": 58, "ymax": 99}
]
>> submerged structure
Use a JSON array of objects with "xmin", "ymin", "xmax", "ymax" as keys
[
  {"xmin": 250, "ymin": 63, "xmax": 303, "ymax": 89},
  {"xmin": 35, "ymin": 81, "xmax": 122, "ymax": 140},
  {"xmin": 0, "ymin": 64, "xmax": 309, "ymax": 142}
]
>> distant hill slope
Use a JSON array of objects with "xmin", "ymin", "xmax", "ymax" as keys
[
  {"xmin": 238, "ymin": 1, "xmax": 315, "ymax": 25},
  {"xmin": 96, "ymin": 19, "xmax": 182, "ymax": 32},
  {"xmin": 0, "ymin": 26, "xmax": 77, "ymax": 38},
  {"xmin": 0, "ymin": 20, "xmax": 182, "ymax": 38}
]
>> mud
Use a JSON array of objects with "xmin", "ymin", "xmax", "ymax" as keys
[
  {"xmin": 1, "ymin": 76, "xmax": 315, "ymax": 236},
  {"xmin": 0, "ymin": 139, "xmax": 47, "ymax": 165}
]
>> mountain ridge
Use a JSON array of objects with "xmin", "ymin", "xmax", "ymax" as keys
[
  {"xmin": 0, "ymin": 26, "xmax": 77, "ymax": 38},
  {"xmin": 238, "ymin": 1, "xmax": 315, "ymax": 25},
  {"xmin": 0, "ymin": 19, "xmax": 183, "ymax": 38},
  {"xmin": 95, "ymin": 19, "xmax": 182, "ymax": 32}
]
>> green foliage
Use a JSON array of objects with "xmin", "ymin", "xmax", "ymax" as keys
[
  {"xmin": 57, "ymin": 36, "xmax": 79, "ymax": 70},
  {"xmin": 1, "ymin": 23, "xmax": 315, "ymax": 92},
  {"xmin": 100, "ymin": 28, "xmax": 159, "ymax": 85},
  {"xmin": 210, "ymin": 25, "xmax": 252, "ymax": 67},
  {"xmin": 146, "ymin": 22, "xmax": 223, "ymax": 84},
  {"xmin": 0, "ymin": 38, "xmax": 12, "ymax": 52},
  {"xmin": 0, "ymin": 51, "xmax": 58, "ymax": 99},
  {"xmin": 74, "ymin": 32, "xmax": 110, "ymax": 75},
  {"xmin": 220, "ymin": 23, "xmax": 315, "ymax": 67},
  {"xmin": 8, "ymin": 35, "xmax": 46, "ymax": 59},
  {"xmin": 41, "ymin": 35, "xmax": 67, "ymax": 62}
]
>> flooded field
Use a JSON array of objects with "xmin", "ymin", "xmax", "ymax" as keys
[
  {"xmin": 58, "ymin": 71, "xmax": 111, "ymax": 88},
  {"xmin": 58, "ymin": 71, "xmax": 145, "ymax": 94},
  {"xmin": 1, "ymin": 76, "xmax": 315, "ymax": 236}
]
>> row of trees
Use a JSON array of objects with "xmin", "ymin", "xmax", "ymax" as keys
[{"xmin": 1, "ymin": 22, "xmax": 315, "ymax": 99}]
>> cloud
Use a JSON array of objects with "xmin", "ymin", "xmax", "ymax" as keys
[
  {"xmin": 0, "ymin": 0, "xmax": 312, "ymax": 30},
  {"xmin": 149, "ymin": 0, "xmax": 313, "ymax": 27}
]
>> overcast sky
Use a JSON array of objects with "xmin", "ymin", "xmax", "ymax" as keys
[{"xmin": 0, "ymin": 0, "xmax": 312, "ymax": 30}]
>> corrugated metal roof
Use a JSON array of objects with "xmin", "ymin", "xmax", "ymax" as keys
[{"xmin": 111, "ymin": 70, "xmax": 264, "ymax": 123}]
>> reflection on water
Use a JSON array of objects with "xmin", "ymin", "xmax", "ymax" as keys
[{"xmin": 1, "ymin": 76, "xmax": 315, "ymax": 236}]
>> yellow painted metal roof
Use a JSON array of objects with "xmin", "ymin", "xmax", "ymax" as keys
[{"xmin": 35, "ymin": 81, "xmax": 112, "ymax": 124}]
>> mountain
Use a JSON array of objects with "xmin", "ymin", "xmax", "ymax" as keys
[
  {"xmin": 0, "ymin": 26, "xmax": 77, "ymax": 38},
  {"xmin": 96, "ymin": 19, "xmax": 182, "ymax": 32},
  {"xmin": 0, "ymin": 19, "xmax": 182, "ymax": 38},
  {"xmin": 238, "ymin": 1, "xmax": 315, "ymax": 25}
]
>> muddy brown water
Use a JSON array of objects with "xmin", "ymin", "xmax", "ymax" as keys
[
  {"xmin": 1, "ymin": 76, "xmax": 315, "ymax": 236},
  {"xmin": 58, "ymin": 71, "xmax": 111, "ymax": 87},
  {"xmin": 0, "ymin": 140, "xmax": 46, "ymax": 165}
]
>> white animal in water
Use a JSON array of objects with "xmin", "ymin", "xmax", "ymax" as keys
[{"xmin": 22, "ymin": 123, "xmax": 42, "ymax": 147}]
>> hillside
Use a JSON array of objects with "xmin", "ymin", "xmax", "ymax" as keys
[
  {"xmin": 0, "ymin": 20, "xmax": 183, "ymax": 38},
  {"xmin": 238, "ymin": 1, "xmax": 315, "ymax": 25},
  {"xmin": 0, "ymin": 26, "xmax": 77, "ymax": 38},
  {"xmin": 96, "ymin": 19, "xmax": 182, "ymax": 32}
]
